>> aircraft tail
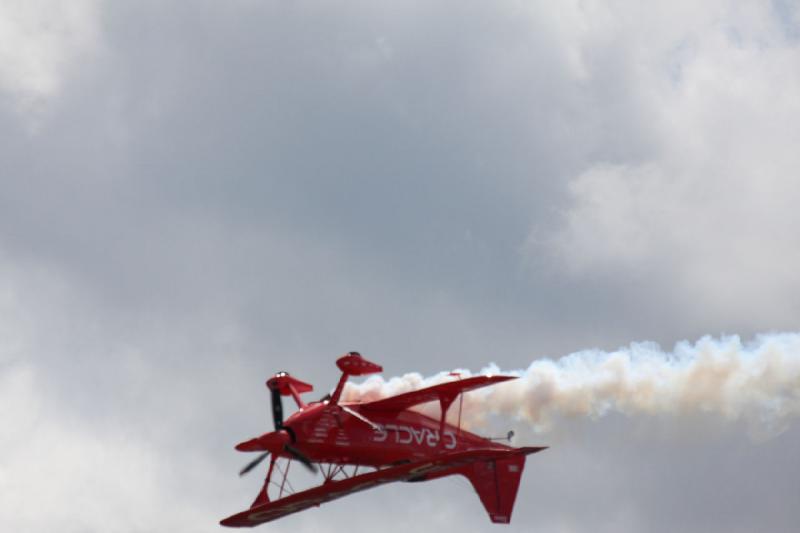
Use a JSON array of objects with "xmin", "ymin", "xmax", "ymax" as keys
[{"xmin": 462, "ymin": 454, "xmax": 527, "ymax": 524}]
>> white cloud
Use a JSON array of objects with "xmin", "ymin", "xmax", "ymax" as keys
[
  {"xmin": 0, "ymin": 261, "xmax": 231, "ymax": 532},
  {"xmin": 0, "ymin": 0, "xmax": 100, "ymax": 122},
  {"xmin": 539, "ymin": 1, "xmax": 800, "ymax": 328},
  {"xmin": 0, "ymin": 364, "xmax": 184, "ymax": 532}
]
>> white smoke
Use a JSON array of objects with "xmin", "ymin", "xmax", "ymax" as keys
[{"xmin": 342, "ymin": 333, "xmax": 800, "ymax": 435}]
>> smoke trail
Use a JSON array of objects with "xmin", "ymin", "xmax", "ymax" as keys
[{"xmin": 342, "ymin": 333, "xmax": 800, "ymax": 435}]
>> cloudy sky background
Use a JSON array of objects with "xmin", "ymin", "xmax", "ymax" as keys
[{"xmin": 2, "ymin": 1, "xmax": 799, "ymax": 531}]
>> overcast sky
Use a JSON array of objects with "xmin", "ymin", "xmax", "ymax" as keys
[{"xmin": 2, "ymin": 1, "xmax": 799, "ymax": 532}]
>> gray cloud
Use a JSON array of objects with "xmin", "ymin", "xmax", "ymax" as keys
[{"xmin": 1, "ymin": 1, "xmax": 799, "ymax": 532}]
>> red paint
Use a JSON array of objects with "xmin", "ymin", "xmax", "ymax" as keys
[{"xmin": 221, "ymin": 353, "xmax": 546, "ymax": 527}]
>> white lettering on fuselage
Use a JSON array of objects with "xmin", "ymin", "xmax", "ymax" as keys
[{"xmin": 373, "ymin": 424, "xmax": 457, "ymax": 449}]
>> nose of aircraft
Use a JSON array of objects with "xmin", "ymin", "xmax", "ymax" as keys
[{"xmin": 235, "ymin": 429, "xmax": 291, "ymax": 452}]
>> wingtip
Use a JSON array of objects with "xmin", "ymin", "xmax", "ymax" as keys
[
  {"xmin": 518, "ymin": 445, "xmax": 548, "ymax": 455},
  {"xmin": 484, "ymin": 374, "xmax": 517, "ymax": 382}
]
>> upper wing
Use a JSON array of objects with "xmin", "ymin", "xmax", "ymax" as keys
[
  {"xmin": 357, "ymin": 375, "xmax": 516, "ymax": 413},
  {"xmin": 219, "ymin": 447, "xmax": 543, "ymax": 528}
]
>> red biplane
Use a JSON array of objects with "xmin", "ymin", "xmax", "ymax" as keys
[{"xmin": 221, "ymin": 352, "xmax": 546, "ymax": 527}]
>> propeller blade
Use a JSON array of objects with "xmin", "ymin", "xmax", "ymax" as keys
[
  {"xmin": 271, "ymin": 387, "xmax": 284, "ymax": 429},
  {"xmin": 284, "ymin": 444, "xmax": 318, "ymax": 474},
  {"xmin": 239, "ymin": 451, "xmax": 270, "ymax": 476},
  {"xmin": 340, "ymin": 405, "xmax": 381, "ymax": 431}
]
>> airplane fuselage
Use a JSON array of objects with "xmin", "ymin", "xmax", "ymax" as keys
[{"xmin": 281, "ymin": 401, "xmax": 512, "ymax": 466}]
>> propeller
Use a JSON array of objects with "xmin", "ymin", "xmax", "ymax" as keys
[
  {"xmin": 237, "ymin": 444, "xmax": 319, "ymax": 476},
  {"xmin": 239, "ymin": 451, "xmax": 270, "ymax": 476},
  {"xmin": 237, "ymin": 371, "xmax": 319, "ymax": 477},
  {"xmin": 236, "ymin": 429, "xmax": 318, "ymax": 477},
  {"xmin": 236, "ymin": 388, "xmax": 317, "ymax": 476},
  {"xmin": 284, "ymin": 444, "xmax": 317, "ymax": 472}
]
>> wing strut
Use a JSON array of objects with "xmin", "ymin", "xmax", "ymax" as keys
[
  {"xmin": 437, "ymin": 393, "xmax": 457, "ymax": 450},
  {"xmin": 250, "ymin": 456, "xmax": 276, "ymax": 509}
]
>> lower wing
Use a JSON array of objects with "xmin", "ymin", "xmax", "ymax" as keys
[{"xmin": 220, "ymin": 447, "xmax": 546, "ymax": 528}]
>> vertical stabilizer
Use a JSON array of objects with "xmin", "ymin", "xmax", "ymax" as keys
[{"xmin": 462, "ymin": 455, "xmax": 526, "ymax": 524}]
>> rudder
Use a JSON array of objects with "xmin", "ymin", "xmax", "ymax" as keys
[{"xmin": 461, "ymin": 455, "xmax": 526, "ymax": 524}]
